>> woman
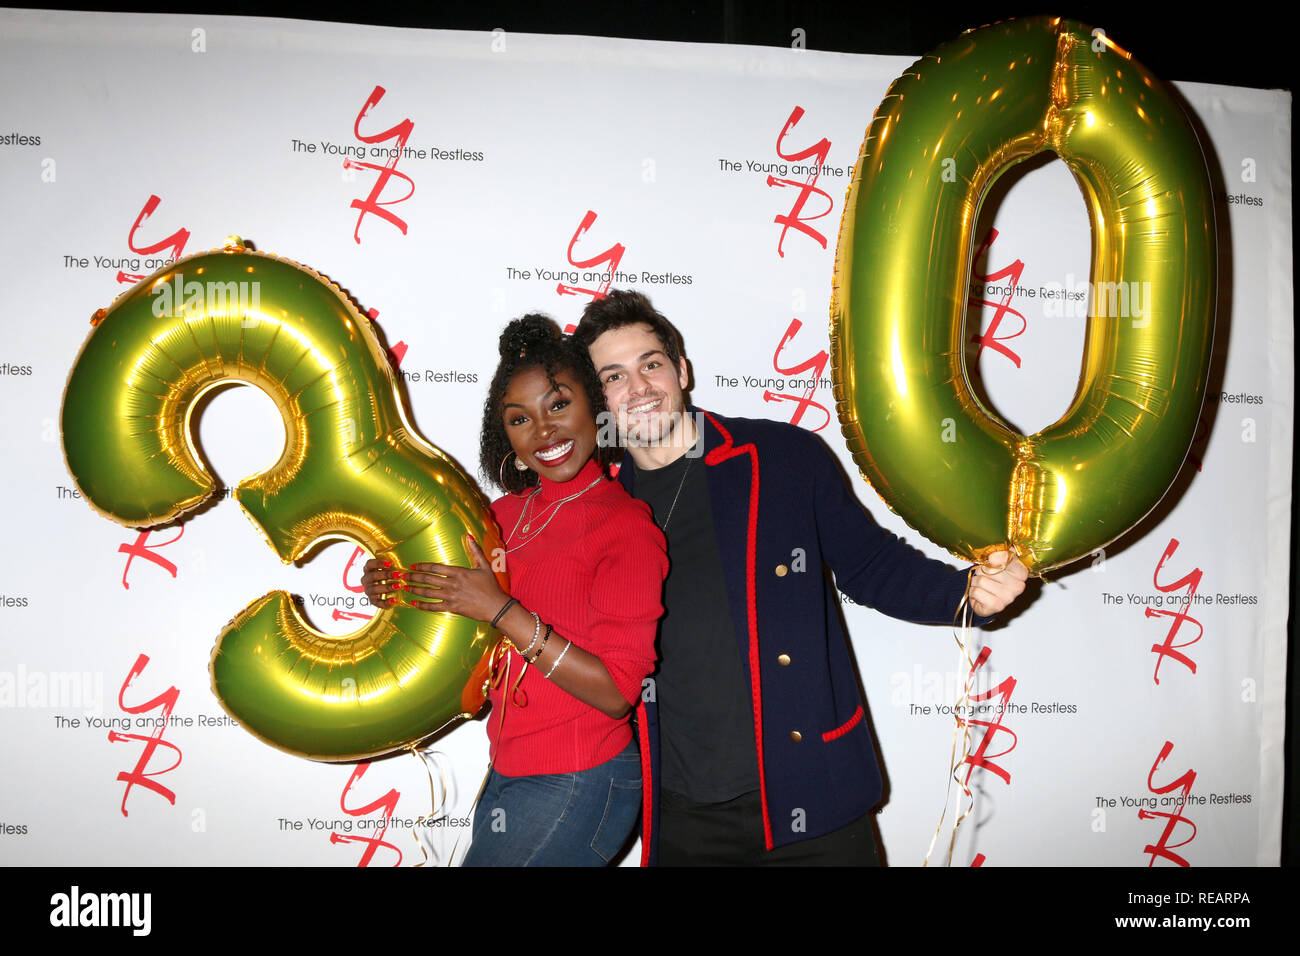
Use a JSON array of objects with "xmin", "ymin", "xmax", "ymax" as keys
[{"xmin": 363, "ymin": 315, "xmax": 667, "ymax": 866}]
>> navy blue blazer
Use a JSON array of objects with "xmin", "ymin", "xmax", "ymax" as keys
[{"xmin": 624, "ymin": 408, "xmax": 977, "ymax": 861}]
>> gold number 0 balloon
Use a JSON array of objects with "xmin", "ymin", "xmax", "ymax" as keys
[
  {"xmin": 831, "ymin": 16, "xmax": 1216, "ymax": 572},
  {"xmin": 61, "ymin": 242, "xmax": 502, "ymax": 760}
]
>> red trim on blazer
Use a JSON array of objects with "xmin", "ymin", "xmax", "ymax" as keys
[
  {"xmin": 702, "ymin": 411, "xmax": 774, "ymax": 851},
  {"xmin": 821, "ymin": 705, "xmax": 864, "ymax": 742},
  {"xmin": 636, "ymin": 699, "xmax": 652, "ymax": 866}
]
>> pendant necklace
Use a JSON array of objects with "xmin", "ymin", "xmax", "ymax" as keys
[
  {"xmin": 507, "ymin": 474, "xmax": 604, "ymax": 551},
  {"xmin": 657, "ymin": 456, "xmax": 695, "ymax": 531}
]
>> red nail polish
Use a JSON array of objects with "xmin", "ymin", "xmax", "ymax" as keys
[{"xmin": 383, "ymin": 561, "xmax": 392, "ymax": 568}]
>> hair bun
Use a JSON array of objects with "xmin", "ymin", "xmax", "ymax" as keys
[{"xmin": 498, "ymin": 314, "xmax": 561, "ymax": 358}]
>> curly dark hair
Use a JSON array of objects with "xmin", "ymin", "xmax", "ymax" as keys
[{"xmin": 479, "ymin": 314, "xmax": 618, "ymax": 494}]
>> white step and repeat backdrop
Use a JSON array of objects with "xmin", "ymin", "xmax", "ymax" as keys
[{"xmin": 0, "ymin": 9, "xmax": 1292, "ymax": 866}]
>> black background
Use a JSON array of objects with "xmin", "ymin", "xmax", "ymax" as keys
[
  {"xmin": 6, "ymin": 1, "xmax": 1296, "ymax": 90},
  {"xmin": 4, "ymin": 0, "xmax": 1295, "ymax": 875}
]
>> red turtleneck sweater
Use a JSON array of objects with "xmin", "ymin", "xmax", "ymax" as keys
[{"xmin": 487, "ymin": 458, "xmax": 667, "ymax": 775}]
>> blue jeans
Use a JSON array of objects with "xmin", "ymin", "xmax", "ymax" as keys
[{"xmin": 462, "ymin": 742, "xmax": 642, "ymax": 866}]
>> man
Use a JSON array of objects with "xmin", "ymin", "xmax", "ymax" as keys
[{"xmin": 571, "ymin": 290, "xmax": 1028, "ymax": 865}]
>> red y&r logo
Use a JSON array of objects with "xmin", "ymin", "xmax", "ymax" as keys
[
  {"xmin": 109, "ymin": 654, "xmax": 182, "ymax": 816},
  {"xmin": 121, "ymin": 194, "xmax": 190, "ymax": 285},
  {"xmin": 962, "ymin": 645, "xmax": 1018, "ymax": 786},
  {"xmin": 1147, "ymin": 538, "xmax": 1203, "ymax": 684},
  {"xmin": 115, "ymin": 199, "xmax": 191, "ymax": 581},
  {"xmin": 556, "ymin": 210, "xmax": 626, "ymax": 304},
  {"xmin": 765, "ymin": 106, "xmax": 833, "ymax": 257},
  {"xmin": 342, "ymin": 545, "xmax": 370, "ymax": 596},
  {"xmin": 119, "ymin": 527, "xmax": 184, "ymax": 591},
  {"xmin": 969, "ymin": 228, "xmax": 1028, "ymax": 368},
  {"xmin": 762, "ymin": 318, "xmax": 830, "ymax": 431},
  {"xmin": 332, "ymin": 762, "xmax": 402, "ymax": 866},
  {"xmin": 1138, "ymin": 740, "xmax": 1197, "ymax": 867},
  {"xmin": 346, "ymin": 85, "xmax": 416, "ymax": 243}
]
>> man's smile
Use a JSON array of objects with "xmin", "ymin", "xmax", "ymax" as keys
[{"xmin": 627, "ymin": 396, "xmax": 664, "ymax": 415}]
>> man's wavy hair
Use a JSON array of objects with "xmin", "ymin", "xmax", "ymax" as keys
[
  {"xmin": 572, "ymin": 289, "xmax": 685, "ymax": 370},
  {"xmin": 480, "ymin": 314, "xmax": 618, "ymax": 494}
]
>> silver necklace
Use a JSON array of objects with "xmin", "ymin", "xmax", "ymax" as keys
[
  {"xmin": 657, "ymin": 456, "xmax": 694, "ymax": 531},
  {"xmin": 506, "ymin": 475, "xmax": 604, "ymax": 551}
]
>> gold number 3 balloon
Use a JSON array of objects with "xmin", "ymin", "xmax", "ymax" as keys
[
  {"xmin": 831, "ymin": 16, "xmax": 1216, "ymax": 572},
  {"xmin": 62, "ymin": 241, "xmax": 502, "ymax": 760}
]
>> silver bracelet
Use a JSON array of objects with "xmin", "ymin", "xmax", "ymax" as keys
[
  {"xmin": 545, "ymin": 639, "xmax": 572, "ymax": 679},
  {"xmin": 517, "ymin": 611, "xmax": 541, "ymax": 658}
]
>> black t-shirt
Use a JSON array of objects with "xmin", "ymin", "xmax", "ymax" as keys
[{"xmin": 628, "ymin": 447, "xmax": 759, "ymax": 803}]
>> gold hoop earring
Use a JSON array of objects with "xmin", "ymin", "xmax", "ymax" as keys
[{"xmin": 499, "ymin": 451, "xmax": 531, "ymax": 494}]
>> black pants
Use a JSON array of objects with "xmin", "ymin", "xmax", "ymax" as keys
[{"xmin": 658, "ymin": 789, "xmax": 881, "ymax": 866}]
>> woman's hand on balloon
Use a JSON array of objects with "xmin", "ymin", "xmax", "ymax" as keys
[
  {"xmin": 407, "ymin": 536, "xmax": 510, "ymax": 621},
  {"xmin": 968, "ymin": 550, "xmax": 1030, "ymax": 617},
  {"xmin": 361, "ymin": 558, "xmax": 401, "ymax": 608}
]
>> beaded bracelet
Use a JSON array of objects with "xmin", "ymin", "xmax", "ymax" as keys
[
  {"xmin": 516, "ymin": 611, "xmax": 542, "ymax": 658},
  {"xmin": 526, "ymin": 624, "xmax": 553, "ymax": 664}
]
